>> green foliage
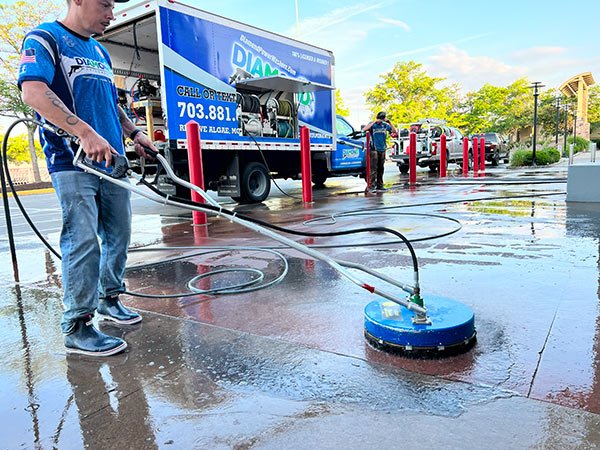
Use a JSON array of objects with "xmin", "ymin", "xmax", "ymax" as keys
[
  {"xmin": 0, "ymin": 1, "xmax": 64, "ymax": 119},
  {"xmin": 536, "ymin": 89, "xmax": 570, "ymax": 138},
  {"xmin": 567, "ymin": 135, "xmax": 589, "ymax": 153},
  {"xmin": 461, "ymin": 78, "xmax": 532, "ymax": 136},
  {"xmin": 335, "ymin": 89, "xmax": 350, "ymax": 117},
  {"xmin": 364, "ymin": 61, "xmax": 460, "ymax": 126},
  {"xmin": 510, "ymin": 147, "xmax": 561, "ymax": 166},
  {"xmin": 589, "ymin": 85, "xmax": 600, "ymax": 124},
  {"xmin": 0, "ymin": 132, "xmax": 43, "ymax": 163}
]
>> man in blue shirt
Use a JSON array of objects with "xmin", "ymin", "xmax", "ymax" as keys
[
  {"xmin": 363, "ymin": 111, "xmax": 397, "ymax": 192},
  {"xmin": 19, "ymin": 0, "xmax": 156, "ymax": 356}
]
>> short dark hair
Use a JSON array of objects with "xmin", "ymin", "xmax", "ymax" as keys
[{"xmin": 376, "ymin": 111, "xmax": 386, "ymax": 120}]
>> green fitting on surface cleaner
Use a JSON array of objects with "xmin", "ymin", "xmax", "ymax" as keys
[{"xmin": 410, "ymin": 292, "xmax": 424, "ymax": 308}]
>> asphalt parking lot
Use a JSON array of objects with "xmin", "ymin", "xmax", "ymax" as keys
[{"xmin": 3, "ymin": 158, "xmax": 600, "ymax": 449}]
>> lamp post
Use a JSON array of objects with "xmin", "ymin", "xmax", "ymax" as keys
[
  {"xmin": 555, "ymin": 95, "xmax": 561, "ymax": 148},
  {"xmin": 563, "ymin": 103, "xmax": 569, "ymax": 156},
  {"xmin": 529, "ymin": 82, "xmax": 545, "ymax": 166}
]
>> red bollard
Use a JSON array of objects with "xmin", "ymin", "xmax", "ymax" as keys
[
  {"xmin": 440, "ymin": 134, "xmax": 447, "ymax": 178},
  {"xmin": 185, "ymin": 121, "xmax": 206, "ymax": 225},
  {"xmin": 409, "ymin": 132, "xmax": 417, "ymax": 184},
  {"xmin": 365, "ymin": 132, "xmax": 371, "ymax": 191},
  {"xmin": 472, "ymin": 136, "xmax": 479, "ymax": 173},
  {"xmin": 480, "ymin": 136, "xmax": 486, "ymax": 171},
  {"xmin": 300, "ymin": 126, "xmax": 312, "ymax": 203},
  {"xmin": 462, "ymin": 137, "xmax": 469, "ymax": 176}
]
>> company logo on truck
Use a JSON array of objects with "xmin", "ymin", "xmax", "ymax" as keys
[{"xmin": 231, "ymin": 35, "xmax": 316, "ymax": 118}]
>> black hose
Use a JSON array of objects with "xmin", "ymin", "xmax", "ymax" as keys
[
  {"xmin": 0, "ymin": 122, "xmax": 21, "ymax": 281},
  {"xmin": 136, "ymin": 176, "xmax": 422, "ymax": 275},
  {"xmin": 2, "ymin": 118, "xmax": 61, "ymax": 259}
]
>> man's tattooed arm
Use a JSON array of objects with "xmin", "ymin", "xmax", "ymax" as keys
[
  {"xmin": 44, "ymin": 89, "xmax": 80, "ymax": 127},
  {"xmin": 21, "ymin": 80, "xmax": 116, "ymax": 165}
]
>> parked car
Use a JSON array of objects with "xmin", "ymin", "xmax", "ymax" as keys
[
  {"xmin": 473, "ymin": 132, "xmax": 510, "ymax": 166},
  {"xmin": 390, "ymin": 119, "xmax": 472, "ymax": 173}
]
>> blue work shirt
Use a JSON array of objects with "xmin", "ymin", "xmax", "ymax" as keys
[
  {"xmin": 18, "ymin": 21, "xmax": 123, "ymax": 173},
  {"xmin": 370, "ymin": 121, "xmax": 392, "ymax": 152}
]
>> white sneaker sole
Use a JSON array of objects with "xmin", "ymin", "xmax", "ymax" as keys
[
  {"xmin": 96, "ymin": 312, "xmax": 143, "ymax": 325},
  {"xmin": 66, "ymin": 341, "xmax": 128, "ymax": 357}
]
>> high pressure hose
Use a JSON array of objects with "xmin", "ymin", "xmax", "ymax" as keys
[
  {"xmin": 2, "ymin": 118, "xmax": 429, "ymax": 315},
  {"xmin": 2, "ymin": 118, "xmax": 61, "ymax": 258}
]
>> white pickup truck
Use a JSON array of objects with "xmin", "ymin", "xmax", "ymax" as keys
[{"xmin": 390, "ymin": 119, "xmax": 472, "ymax": 173}]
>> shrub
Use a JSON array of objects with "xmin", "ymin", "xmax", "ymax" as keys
[
  {"xmin": 510, "ymin": 147, "xmax": 561, "ymax": 166},
  {"xmin": 567, "ymin": 136, "xmax": 589, "ymax": 153}
]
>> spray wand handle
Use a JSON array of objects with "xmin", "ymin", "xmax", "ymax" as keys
[{"xmin": 141, "ymin": 144, "xmax": 159, "ymax": 159}]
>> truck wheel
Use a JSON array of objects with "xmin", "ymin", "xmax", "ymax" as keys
[
  {"xmin": 491, "ymin": 152, "xmax": 499, "ymax": 166},
  {"xmin": 398, "ymin": 164, "xmax": 409, "ymax": 174},
  {"xmin": 460, "ymin": 151, "xmax": 473, "ymax": 170},
  {"xmin": 239, "ymin": 162, "xmax": 271, "ymax": 203},
  {"xmin": 312, "ymin": 161, "xmax": 328, "ymax": 187}
]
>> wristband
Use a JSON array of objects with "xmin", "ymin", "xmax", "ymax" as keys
[{"xmin": 129, "ymin": 129, "xmax": 142, "ymax": 141}]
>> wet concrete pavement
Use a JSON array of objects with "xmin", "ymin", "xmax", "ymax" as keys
[{"xmin": 3, "ymin": 159, "xmax": 600, "ymax": 448}]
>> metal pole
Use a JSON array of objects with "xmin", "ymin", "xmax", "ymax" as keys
[
  {"xmin": 440, "ymin": 133, "xmax": 447, "ymax": 178},
  {"xmin": 300, "ymin": 126, "xmax": 313, "ymax": 203},
  {"xmin": 472, "ymin": 136, "xmax": 479, "ymax": 172},
  {"xmin": 573, "ymin": 104, "xmax": 577, "ymax": 144},
  {"xmin": 409, "ymin": 132, "xmax": 417, "ymax": 184},
  {"xmin": 563, "ymin": 104, "xmax": 568, "ymax": 156},
  {"xmin": 530, "ymin": 82, "xmax": 544, "ymax": 166},
  {"xmin": 365, "ymin": 131, "xmax": 371, "ymax": 191},
  {"xmin": 462, "ymin": 137, "xmax": 469, "ymax": 176},
  {"xmin": 555, "ymin": 96, "xmax": 560, "ymax": 147},
  {"xmin": 185, "ymin": 121, "xmax": 207, "ymax": 225}
]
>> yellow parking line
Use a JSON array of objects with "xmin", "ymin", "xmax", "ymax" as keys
[{"xmin": 6, "ymin": 188, "xmax": 55, "ymax": 197}]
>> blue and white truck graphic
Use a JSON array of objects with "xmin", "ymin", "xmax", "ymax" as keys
[{"xmin": 99, "ymin": 0, "xmax": 365, "ymax": 202}]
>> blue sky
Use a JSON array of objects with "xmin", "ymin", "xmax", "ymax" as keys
[
  {"xmin": 176, "ymin": 0, "xmax": 600, "ymax": 127},
  {"xmin": 6, "ymin": 0, "xmax": 600, "ymax": 130}
]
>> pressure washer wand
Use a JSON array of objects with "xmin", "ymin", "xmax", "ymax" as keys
[
  {"xmin": 71, "ymin": 147, "xmax": 427, "ymax": 315},
  {"xmin": 136, "ymin": 147, "xmax": 422, "ymax": 296}
]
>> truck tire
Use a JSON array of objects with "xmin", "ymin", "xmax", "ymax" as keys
[
  {"xmin": 239, "ymin": 162, "xmax": 270, "ymax": 203},
  {"xmin": 460, "ymin": 151, "xmax": 473, "ymax": 171},
  {"xmin": 491, "ymin": 151, "xmax": 499, "ymax": 166},
  {"xmin": 312, "ymin": 161, "xmax": 328, "ymax": 187}
]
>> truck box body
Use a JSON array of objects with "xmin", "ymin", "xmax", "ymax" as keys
[{"xmin": 98, "ymin": 0, "xmax": 365, "ymax": 202}]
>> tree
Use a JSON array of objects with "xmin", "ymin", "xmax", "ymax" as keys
[
  {"xmin": 461, "ymin": 78, "xmax": 532, "ymax": 138},
  {"xmin": 0, "ymin": 1, "xmax": 64, "ymax": 182},
  {"xmin": 0, "ymin": 132, "xmax": 43, "ymax": 163},
  {"xmin": 364, "ymin": 61, "xmax": 459, "ymax": 127},
  {"xmin": 335, "ymin": 89, "xmax": 350, "ymax": 117}
]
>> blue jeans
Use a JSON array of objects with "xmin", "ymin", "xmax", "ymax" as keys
[{"xmin": 51, "ymin": 171, "xmax": 131, "ymax": 334}]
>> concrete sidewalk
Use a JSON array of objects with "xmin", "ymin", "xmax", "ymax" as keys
[{"xmin": 3, "ymin": 162, "xmax": 600, "ymax": 449}]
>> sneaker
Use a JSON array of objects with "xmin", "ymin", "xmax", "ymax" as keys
[
  {"xmin": 376, "ymin": 186, "xmax": 388, "ymax": 192},
  {"xmin": 64, "ymin": 315, "xmax": 127, "ymax": 357},
  {"xmin": 97, "ymin": 295, "xmax": 142, "ymax": 325}
]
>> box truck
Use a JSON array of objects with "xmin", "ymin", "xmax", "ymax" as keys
[{"xmin": 98, "ymin": 0, "xmax": 366, "ymax": 202}]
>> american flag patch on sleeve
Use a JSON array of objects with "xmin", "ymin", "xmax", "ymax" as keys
[{"xmin": 20, "ymin": 48, "xmax": 36, "ymax": 64}]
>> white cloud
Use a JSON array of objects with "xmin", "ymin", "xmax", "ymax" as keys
[
  {"xmin": 426, "ymin": 45, "xmax": 528, "ymax": 91},
  {"xmin": 288, "ymin": 2, "xmax": 387, "ymax": 57},
  {"xmin": 377, "ymin": 18, "xmax": 411, "ymax": 32},
  {"xmin": 343, "ymin": 33, "xmax": 490, "ymax": 74},
  {"xmin": 426, "ymin": 45, "xmax": 600, "ymax": 93},
  {"xmin": 296, "ymin": 2, "xmax": 386, "ymax": 38},
  {"xmin": 338, "ymin": 85, "xmax": 371, "ymax": 127}
]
